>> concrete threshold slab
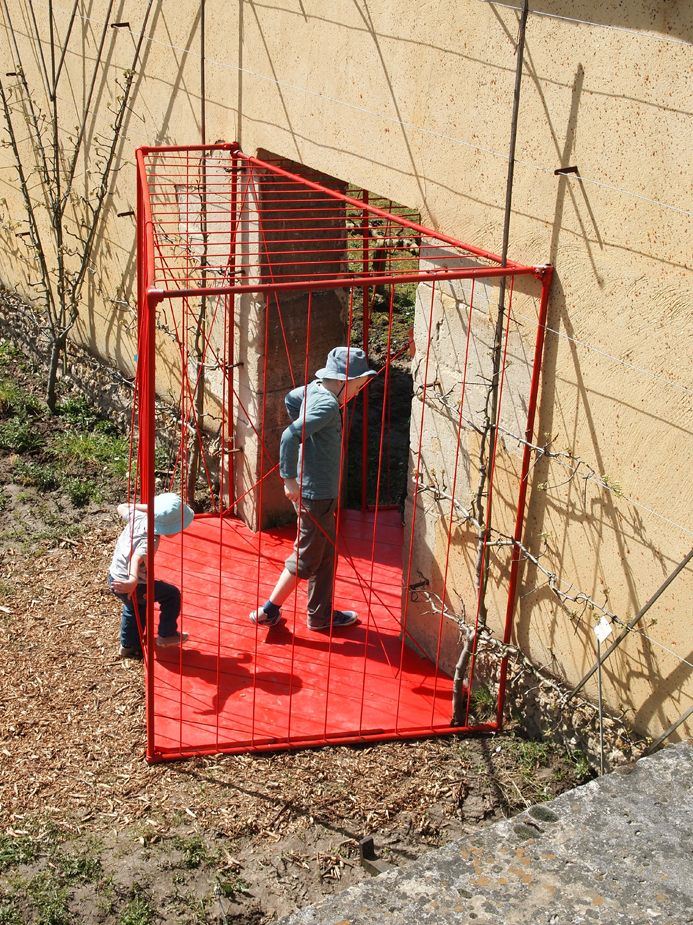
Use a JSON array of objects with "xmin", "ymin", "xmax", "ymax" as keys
[{"xmin": 279, "ymin": 742, "xmax": 692, "ymax": 925}]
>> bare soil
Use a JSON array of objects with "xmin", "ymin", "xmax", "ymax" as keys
[{"xmin": 0, "ymin": 339, "xmax": 595, "ymax": 925}]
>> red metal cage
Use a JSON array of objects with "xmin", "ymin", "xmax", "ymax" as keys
[{"xmin": 133, "ymin": 142, "xmax": 553, "ymax": 762}]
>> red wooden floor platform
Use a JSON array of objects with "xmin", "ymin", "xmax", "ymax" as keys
[{"xmin": 150, "ymin": 510, "xmax": 456, "ymax": 759}]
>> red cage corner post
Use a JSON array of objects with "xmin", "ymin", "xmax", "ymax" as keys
[{"xmin": 133, "ymin": 142, "xmax": 553, "ymax": 762}]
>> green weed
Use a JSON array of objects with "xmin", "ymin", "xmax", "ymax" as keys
[
  {"xmin": 12, "ymin": 461, "xmax": 60, "ymax": 491},
  {"xmin": 0, "ymin": 340, "xmax": 20, "ymax": 367},
  {"xmin": 118, "ymin": 888, "xmax": 154, "ymax": 925},
  {"xmin": 568, "ymin": 749, "xmax": 592, "ymax": 780},
  {"xmin": 53, "ymin": 431, "xmax": 128, "ymax": 479},
  {"xmin": 0, "ymin": 833, "xmax": 39, "ymax": 871},
  {"xmin": 600, "ymin": 474, "xmax": 623, "ymax": 497},
  {"xmin": 218, "ymin": 874, "xmax": 250, "ymax": 898},
  {"xmin": 58, "ymin": 397, "xmax": 117, "ymax": 435},
  {"xmin": 64, "ymin": 477, "xmax": 101, "ymax": 508},
  {"xmin": 470, "ymin": 684, "xmax": 496, "ymax": 720},
  {"xmin": 55, "ymin": 849, "xmax": 102, "ymax": 884},
  {"xmin": 0, "ymin": 379, "xmax": 42, "ymax": 419},
  {"xmin": 29, "ymin": 520, "xmax": 82, "ymax": 550},
  {"xmin": 0, "ymin": 419, "xmax": 44, "ymax": 454},
  {"xmin": 0, "ymin": 902, "xmax": 23, "ymax": 925},
  {"xmin": 172, "ymin": 834, "xmax": 211, "ymax": 870},
  {"xmin": 513, "ymin": 739, "xmax": 552, "ymax": 774},
  {"xmin": 27, "ymin": 872, "xmax": 70, "ymax": 925},
  {"xmin": 96, "ymin": 877, "xmax": 118, "ymax": 917}
]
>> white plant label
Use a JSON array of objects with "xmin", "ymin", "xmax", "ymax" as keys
[{"xmin": 594, "ymin": 616, "xmax": 613, "ymax": 643}]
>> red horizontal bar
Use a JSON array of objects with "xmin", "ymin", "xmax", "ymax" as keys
[
  {"xmin": 147, "ymin": 721, "xmax": 498, "ymax": 763},
  {"xmin": 150, "ymin": 229, "xmax": 413, "ymax": 250},
  {"xmin": 152, "ymin": 244, "xmax": 420, "ymax": 260},
  {"xmin": 140, "ymin": 142, "xmax": 238, "ymax": 155},
  {"xmin": 152, "ymin": 259, "xmax": 469, "ymax": 279},
  {"xmin": 157, "ymin": 215, "xmax": 414, "ymax": 234},
  {"xmin": 150, "ymin": 263, "xmax": 538, "ymax": 299}
]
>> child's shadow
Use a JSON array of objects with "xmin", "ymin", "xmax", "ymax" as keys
[{"xmin": 158, "ymin": 646, "xmax": 303, "ymax": 716}]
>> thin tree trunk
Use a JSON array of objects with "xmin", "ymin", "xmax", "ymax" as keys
[
  {"xmin": 451, "ymin": 627, "xmax": 474, "ymax": 726},
  {"xmin": 46, "ymin": 333, "xmax": 65, "ymax": 411}
]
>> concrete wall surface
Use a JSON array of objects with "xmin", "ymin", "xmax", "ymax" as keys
[
  {"xmin": 0, "ymin": 1, "xmax": 690, "ymax": 739},
  {"xmin": 278, "ymin": 742, "xmax": 693, "ymax": 925}
]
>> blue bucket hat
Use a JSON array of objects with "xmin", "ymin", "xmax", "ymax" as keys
[
  {"xmin": 153, "ymin": 493, "xmax": 195, "ymax": 536},
  {"xmin": 315, "ymin": 347, "xmax": 376, "ymax": 382}
]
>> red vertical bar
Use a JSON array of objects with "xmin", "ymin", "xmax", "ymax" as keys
[
  {"xmin": 430, "ymin": 279, "xmax": 476, "ymax": 725},
  {"xmin": 215, "ymin": 440, "xmax": 225, "ymax": 751},
  {"xmin": 464, "ymin": 276, "xmax": 516, "ymax": 725},
  {"xmin": 216, "ymin": 255, "xmax": 229, "ymax": 753},
  {"xmin": 250, "ymin": 293, "xmax": 271, "ymax": 748},
  {"xmin": 143, "ymin": 290, "xmax": 157, "ymax": 762},
  {"xmin": 358, "ymin": 283, "xmax": 395, "ymax": 734},
  {"xmin": 288, "ymin": 292, "xmax": 313, "ymax": 743},
  {"xmin": 137, "ymin": 152, "xmax": 160, "ymax": 762},
  {"xmin": 496, "ymin": 267, "xmax": 553, "ymax": 728},
  {"xmin": 361, "ymin": 191, "xmax": 369, "ymax": 511},
  {"xmin": 322, "ymin": 288, "xmax": 356, "ymax": 738},
  {"xmin": 227, "ymin": 152, "xmax": 239, "ymax": 510},
  {"xmin": 395, "ymin": 281, "xmax": 438, "ymax": 732}
]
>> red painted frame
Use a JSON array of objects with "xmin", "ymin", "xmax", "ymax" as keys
[{"xmin": 135, "ymin": 142, "xmax": 553, "ymax": 762}]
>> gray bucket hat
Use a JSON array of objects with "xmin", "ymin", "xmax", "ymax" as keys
[
  {"xmin": 153, "ymin": 493, "xmax": 195, "ymax": 536},
  {"xmin": 315, "ymin": 347, "xmax": 376, "ymax": 382}
]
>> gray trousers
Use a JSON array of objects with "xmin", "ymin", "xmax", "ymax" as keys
[{"xmin": 284, "ymin": 497, "xmax": 337, "ymax": 628}]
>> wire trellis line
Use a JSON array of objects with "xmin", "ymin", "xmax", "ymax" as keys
[{"xmin": 11, "ymin": 3, "xmax": 692, "ymax": 220}]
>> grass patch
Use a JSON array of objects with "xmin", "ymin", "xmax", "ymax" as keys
[
  {"xmin": 0, "ymin": 499, "xmax": 85, "ymax": 552},
  {"xmin": 0, "ymin": 419, "xmax": 44, "ymax": 454},
  {"xmin": 514, "ymin": 739, "xmax": 552, "ymax": 774},
  {"xmin": 0, "ymin": 340, "xmax": 21, "ymax": 370},
  {"xmin": 0, "ymin": 834, "xmax": 40, "ymax": 871},
  {"xmin": 11, "ymin": 461, "xmax": 60, "ymax": 492},
  {"xmin": 63, "ymin": 476, "xmax": 101, "ymax": 508},
  {"xmin": 118, "ymin": 887, "xmax": 154, "ymax": 925},
  {"xmin": 26, "ymin": 872, "xmax": 70, "ymax": 925},
  {"xmin": 31, "ymin": 518, "xmax": 83, "ymax": 550},
  {"xmin": 54, "ymin": 849, "xmax": 102, "ymax": 884},
  {"xmin": 172, "ymin": 834, "xmax": 212, "ymax": 870},
  {"xmin": 0, "ymin": 379, "xmax": 43, "ymax": 419},
  {"xmin": 58, "ymin": 397, "xmax": 118, "ymax": 436},
  {"xmin": 0, "ymin": 903, "xmax": 23, "ymax": 925},
  {"xmin": 52, "ymin": 431, "xmax": 129, "ymax": 480},
  {"xmin": 470, "ymin": 684, "xmax": 496, "ymax": 720},
  {"xmin": 567, "ymin": 749, "xmax": 592, "ymax": 780}
]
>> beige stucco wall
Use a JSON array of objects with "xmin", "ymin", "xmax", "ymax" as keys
[{"xmin": 0, "ymin": 1, "xmax": 690, "ymax": 741}]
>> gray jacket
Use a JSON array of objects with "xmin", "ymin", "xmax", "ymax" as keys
[{"xmin": 279, "ymin": 381, "xmax": 342, "ymax": 500}]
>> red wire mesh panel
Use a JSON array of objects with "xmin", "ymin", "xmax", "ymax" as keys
[{"xmin": 134, "ymin": 142, "xmax": 553, "ymax": 761}]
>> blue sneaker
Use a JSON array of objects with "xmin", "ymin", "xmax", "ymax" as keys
[
  {"xmin": 249, "ymin": 608, "xmax": 281, "ymax": 628},
  {"xmin": 308, "ymin": 610, "xmax": 359, "ymax": 631}
]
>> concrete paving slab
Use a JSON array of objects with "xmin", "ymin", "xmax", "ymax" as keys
[{"xmin": 279, "ymin": 742, "xmax": 692, "ymax": 925}]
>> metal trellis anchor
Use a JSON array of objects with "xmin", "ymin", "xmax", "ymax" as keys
[{"xmin": 359, "ymin": 837, "xmax": 393, "ymax": 876}]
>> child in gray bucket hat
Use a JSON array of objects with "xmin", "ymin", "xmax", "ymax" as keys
[
  {"xmin": 108, "ymin": 493, "xmax": 194, "ymax": 658},
  {"xmin": 250, "ymin": 347, "xmax": 376, "ymax": 631}
]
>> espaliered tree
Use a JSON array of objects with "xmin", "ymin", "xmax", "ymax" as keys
[{"xmin": 0, "ymin": 0, "xmax": 154, "ymax": 411}]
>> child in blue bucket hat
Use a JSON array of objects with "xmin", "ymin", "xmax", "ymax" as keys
[
  {"xmin": 250, "ymin": 346, "xmax": 376, "ymax": 632},
  {"xmin": 108, "ymin": 492, "xmax": 194, "ymax": 658}
]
